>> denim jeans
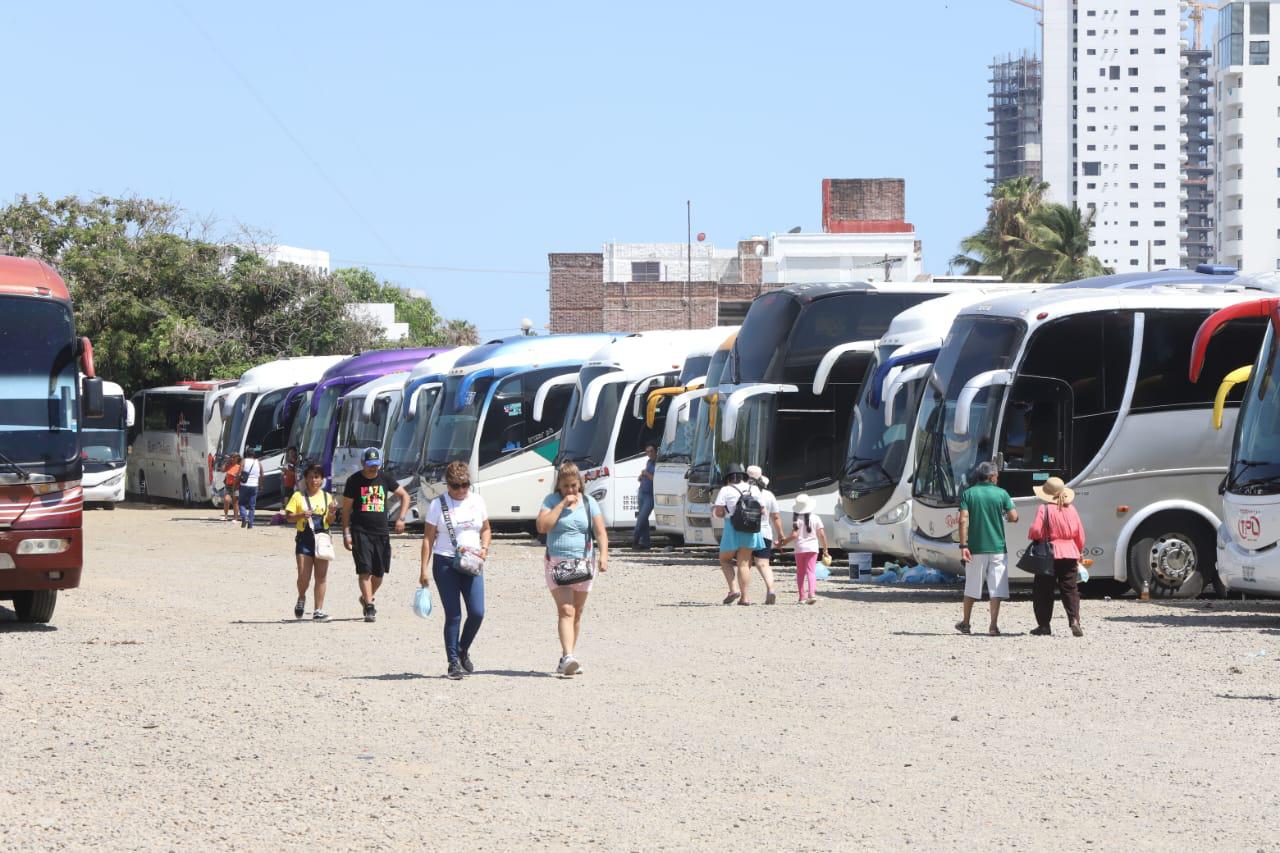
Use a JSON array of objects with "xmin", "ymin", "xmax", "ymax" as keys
[
  {"xmin": 432, "ymin": 553, "xmax": 485, "ymax": 663},
  {"xmin": 633, "ymin": 489, "xmax": 655, "ymax": 547},
  {"xmin": 239, "ymin": 485, "xmax": 259, "ymax": 528}
]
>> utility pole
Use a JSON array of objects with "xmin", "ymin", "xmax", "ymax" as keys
[{"xmin": 686, "ymin": 201, "xmax": 692, "ymax": 329}]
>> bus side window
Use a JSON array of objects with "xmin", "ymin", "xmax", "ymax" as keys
[
  {"xmin": 247, "ymin": 389, "xmax": 289, "ymax": 456},
  {"xmin": 143, "ymin": 395, "xmax": 170, "ymax": 432},
  {"xmin": 477, "ymin": 377, "xmax": 524, "ymax": 466},
  {"xmin": 999, "ymin": 375, "xmax": 1072, "ymax": 498},
  {"xmin": 533, "ymin": 382, "xmax": 574, "ymax": 446}
]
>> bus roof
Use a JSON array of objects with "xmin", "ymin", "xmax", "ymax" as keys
[
  {"xmin": 310, "ymin": 348, "xmax": 446, "ymax": 414},
  {"xmin": 1048, "ymin": 268, "xmax": 1280, "ymax": 292},
  {"xmin": 141, "ymin": 380, "xmax": 237, "ymax": 396},
  {"xmin": 232, "ymin": 356, "xmax": 348, "ymax": 395},
  {"xmin": 0, "ymin": 256, "xmax": 70, "ymax": 302},
  {"xmin": 406, "ymin": 346, "xmax": 474, "ymax": 383},
  {"xmin": 447, "ymin": 334, "xmax": 615, "ymax": 376},
  {"xmin": 580, "ymin": 328, "xmax": 735, "ymax": 381},
  {"xmin": 878, "ymin": 285, "xmax": 1041, "ymax": 349},
  {"xmin": 958, "ymin": 285, "xmax": 1274, "ymax": 330}
]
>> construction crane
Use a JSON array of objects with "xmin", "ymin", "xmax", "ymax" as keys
[
  {"xmin": 1185, "ymin": 1, "xmax": 1214, "ymax": 50},
  {"xmin": 1006, "ymin": 0, "xmax": 1043, "ymax": 27}
]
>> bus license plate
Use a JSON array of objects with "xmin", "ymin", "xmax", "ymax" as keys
[
  {"xmin": 1243, "ymin": 565, "xmax": 1256, "ymax": 583},
  {"xmin": 690, "ymin": 529, "xmax": 710, "ymax": 544}
]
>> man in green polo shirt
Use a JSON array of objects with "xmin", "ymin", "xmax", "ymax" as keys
[{"xmin": 956, "ymin": 461, "xmax": 1018, "ymax": 636}]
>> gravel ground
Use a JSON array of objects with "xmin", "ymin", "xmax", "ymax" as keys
[{"xmin": 2, "ymin": 504, "xmax": 1279, "ymax": 851}]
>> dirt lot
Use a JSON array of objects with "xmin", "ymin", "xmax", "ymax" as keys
[{"xmin": 2, "ymin": 504, "xmax": 1279, "ymax": 851}]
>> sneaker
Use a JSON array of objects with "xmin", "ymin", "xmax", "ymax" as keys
[
  {"xmin": 722, "ymin": 592, "xmax": 741, "ymax": 605},
  {"xmin": 1030, "ymin": 626, "xmax": 1051, "ymax": 636},
  {"xmin": 313, "ymin": 610, "xmax": 330, "ymax": 622},
  {"xmin": 954, "ymin": 621, "xmax": 971, "ymax": 635},
  {"xmin": 1070, "ymin": 622, "xmax": 1084, "ymax": 637},
  {"xmin": 560, "ymin": 655, "xmax": 581, "ymax": 676},
  {"xmin": 806, "ymin": 597, "xmax": 817, "ymax": 605},
  {"xmin": 556, "ymin": 656, "xmax": 567, "ymax": 675},
  {"xmin": 988, "ymin": 626, "xmax": 1001, "ymax": 636},
  {"xmin": 447, "ymin": 660, "xmax": 465, "ymax": 680},
  {"xmin": 765, "ymin": 591, "xmax": 777, "ymax": 605},
  {"xmin": 294, "ymin": 597, "xmax": 305, "ymax": 619},
  {"xmin": 363, "ymin": 602, "xmax": 376, "ymax": 623},
  {"xmin": 459, "ymin": 649, "xmax": 474, "ymax": 674}
]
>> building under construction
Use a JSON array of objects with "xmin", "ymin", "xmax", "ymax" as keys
[
  {"xmin": 987, "ymin": 52, "xmax": 1042, "ymax": 189},
  {"xmin": 1181, "ymin": 43, "xmax": 1214, "ymax": 266}
]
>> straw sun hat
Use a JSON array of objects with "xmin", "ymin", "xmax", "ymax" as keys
[{"xmin": 1033, "ymin": 476, "xmax": 1075, "ymax": 505}]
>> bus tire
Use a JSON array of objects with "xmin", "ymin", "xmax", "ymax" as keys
[
  {"xmin": 181, "ymin": 475, "xmax": 193, "ymax": 508},
  {"xmin": 103, "ymin": 502, "xmax": 116, "ymax": 511},
  {"xmin": 1126, "ymin": 512, "xmax": 1213, "ymax": 599},
  {"xmin": 12, "ymin": 589, "xmax": 57, "ymax": 623}
]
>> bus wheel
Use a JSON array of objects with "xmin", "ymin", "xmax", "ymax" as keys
[
  {"xmin": 12, "ymin": 590, "xmax": 57, "ymax": 623},
  {"xmin": 1127, "ymin": 514, "xmax": 1212, "ymax": 599},
  {"xmin": 181, "ymin": 475, "xmax": 193, "ymax": 508}
]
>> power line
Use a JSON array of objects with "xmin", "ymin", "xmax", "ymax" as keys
[
  {"xmin": 173, "ymin": 2, "xmax": 404, "ymax": 263},
  {"xmin": 331, "ymin": 259, "xmax": 545, "ymax": 276}
]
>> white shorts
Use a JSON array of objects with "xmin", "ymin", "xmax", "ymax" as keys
[{"xmin": 964, "ymin": 552, "xmax": 1009, "ymax": 600}]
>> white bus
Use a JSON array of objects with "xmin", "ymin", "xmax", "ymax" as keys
[
  {"xmin": 650, "ymin": 331, "xmax": 736, "ymax": 542},
  {"xmin": 1189, "ymin": 285, "xmax": 1280, "ymax": 595},
  {"xmin": 833, "ymin": 287, "xmax": 1039, "ymax": 558},
  {"xmin": 127, "ymin": 380, "xmax": 237, "ymax": 505},
  {"xmin": 419, "ymin": 334, "xmax": 614, "ymax": 529},
  {"xmin": 331, "ymin": 370, "xmax": 407, "ymax": 492},
  {"xmin": 555, "ymin": 329, "xmax": 734, "ymax": 531},
  {"xmin": 82, "ymin": 379, "xmax": 133, "ymax": 506},
  {"xmin": 908, "ymin": 280, "xmax": 1275, "ymax": 595},
  {"xmin": 213, "ymin": 356, "xmax": 345, "ymax": 507}
]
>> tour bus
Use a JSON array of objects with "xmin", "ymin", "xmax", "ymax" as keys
[
  {"xmin": 686, "ymin": 282, "xmax": 964, "ymax": 541},
  {"xmin": 907, "ymin": 277, "xmax": 1277, "ymax": 596},
  {"xmin": 650, "ymin": 330, "xmax": 737, "ymax": 542},
  {"xmin": 832, "ymin": 287, "xmax": 1040, "ymax": 558},
  {"xmin": 81, "ymin": 380, "xmax": 134, "ymax": 507},
  {"xmin": 555, "ymin": 328, "xmax": 734, "ymax": 531},
  {"xmin": 418, "ymin": 334, "xmax": 614, "ymax": 529},
  {"xmin": 292, "ymin": 348, "xmax": 445, "ymax": 488},
  {"xmin": 0, "ymin": 255, "xmax": 104, "ymax": 623},
  {"xmin": 381, "ymin": 347, "xmax": 473, "ymax": 525},
  {"xmin": 1188, "ymin": 285, "xmax": 1280, "ymax": 595},
  {"xmin": 211, "ymin": 355, "xmax": 345, "ymax": 507},
  {"xmin": 127, "ymin": 380, "xmax": 238, "ymax": 505},
  {"xmin": 331, "ymin": 370, "xmax": 409, "ymax": 492}
]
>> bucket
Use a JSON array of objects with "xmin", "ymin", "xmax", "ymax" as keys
[{"xmin": 848, "ymin": 553, "xmax": 872, "ymax": 579}]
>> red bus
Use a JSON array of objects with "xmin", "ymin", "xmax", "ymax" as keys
[{"xmin": 0, "ymin": 256, "xmax": 103, "ymax": 623}]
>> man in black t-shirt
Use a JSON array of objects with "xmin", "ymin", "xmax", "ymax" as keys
[{"xmin": 342, "ymin": 447, "xmax": 411, "ymax": 623}]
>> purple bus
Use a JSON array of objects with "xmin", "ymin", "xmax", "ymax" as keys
[{"xmin": 285, "ymin": 348, "xmax": 445, "ymax": 488}]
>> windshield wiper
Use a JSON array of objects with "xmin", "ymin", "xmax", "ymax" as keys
[{"xmin": 0, "ymin": 450, "xmax": 31, "ymax": 481}]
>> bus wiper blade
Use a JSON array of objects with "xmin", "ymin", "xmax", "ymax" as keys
[
  {"xmin": 1235, "ymin": 459, "xmax": 1272, "ymax": 470},
  {"xmin": 0, "ymin": 450, "xmax": 31, "ymax": 481}
]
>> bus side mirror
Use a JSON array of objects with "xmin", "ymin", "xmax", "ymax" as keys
[
  {"xmin": 995, "ymin": 452, "xmax": 1005, "ymax": 471},
  {"xmin": 82, "ymin": 376, "xmax": 105, "ymax": 419},
  {"xmin": 684, "ymin": 469, "xmax": 691, "ymax": 480},
  {"xmin": 126, "ymin": 400, "xmax": 136, "ymax": 428}
]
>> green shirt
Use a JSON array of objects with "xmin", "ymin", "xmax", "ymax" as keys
[{"xmin": 959, "ymin": 481, "xmax": 1014, "ymax": 554}]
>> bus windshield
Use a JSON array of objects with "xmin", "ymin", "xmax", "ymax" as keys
[
  {"xmin": 557, "ymin": 367, "xmax": 623, "ymax": 469},
  {"xmin": 218, "ymin": 393, "xmax": 254, "ymax": 459},
  {"xmin": 386, "ymin": 386, "xmax": 441, "ymax": 477},
  {"xmin": 286, "ymin": 391, "xmax": 312, "ymax": 458},
  {"xmin": 843, "ymin": 347, "xmax": 924, "ymax": 493},
  {"xmin": 301, "ymin": 384, "xmax": 343, "ymax": 463},
  {"xmin": 734, "ymin": 292, "xmax": 801, "ymax": 382},
  {"xmin": 82, "ymin": 396, "xmax": 127, "ymax": 465},
  {"xmin": 1230, "ymin": 325, "xmax": 1280, "ymax": 495},
  {"xmin": 0, "ymin": 297, "xmax": 79, "ymax": 470},
  {"xmin": 424, "ymin": 375, "xmax": 494, "ymax": 467},
  {"xmin": 913, "ymin": 317, "xmax": 1025, "ymax": 507},
  {"xmin": 715, "ymin": 394, "xmax": 771, "ymax": 475}
]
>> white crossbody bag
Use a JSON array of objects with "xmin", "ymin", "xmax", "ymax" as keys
[{"xmin": 304, "ymin": 491, "xmax": 336, "ymax": 561}]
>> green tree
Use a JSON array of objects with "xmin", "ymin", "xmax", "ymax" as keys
[
  {"xmin": 1010, "ymin": 203, "xmax": 1111, "ymax": 283},
  {"xmin": 438, "ymin": 318, "xmax": 480, "ymax": 346},
  {"xmin": 951, "ymin": 176, "xmax": 1050, "ymax": 278},
  {"xmin": 0, "ymin": 194, "xmax": 473, "ymax": 392}
]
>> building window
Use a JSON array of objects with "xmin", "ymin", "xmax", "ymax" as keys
[
  {"xmin": 1250, "ymin": 41, "xmax": 1270, "ymax": 65},
  {"xmin": 1154, "ymin": 182, "xmax": 1166, "ymax": 189},
  {"xmin": 1154, "ymin": 7, "xmax": 1165, "ymax": 14},
  {"xmin": 1154, "ymin": 124, "xmax": 1165, "ymax": 131},
  {"xmin": 1130, "ymin": 124, "xmax": 1139, "ymax": 131},
  {"xmin": 1130, "ymin": 106, "xmax": 1140, "ymax": 112},
  {"xmin": 1087, "ymin": 144, "xmax": 1097, "ymax": 151},
  {"xmin": 1129, "ymin": 163, "xmax": 1139, "ymax": 170},
  {"xmin": 1129, "ymin": 202, "xmax": 1139, "ymax": 208},
  {"xmin": 1129, "ymin": 67, "xmax": 1139, "ymax": 76},
  {"xmin": 1130, "ymin": 240, "xmax": 1140, "ymax": 247},
  {"xmin": 1130, "ymin": 221, "xmax": 1139, "ymax": 227},
  {"xmin": 1155, "ymin": 201, "xmax": 1166, "ymax": 208},
  {"xmin": 1083, "ymin": 161, "xmax": 1102, "ymax": 176},
  {"xmin": 1155, "ymin": 220, "xmax": 1167, "ymax": 227},
  {"xmin": 1089, "ymin": 48, "xmax": 1098, "ymax": 56},
  {"xmin": 1088, "ymin": 183, "xmax": 1097, "ymax": 189},
  {"xmin": 631, "ymin": 261, "xmax": 661, "ymax": 282},
  {"xmin": 1154, "ymin": 144, "xmax": 1165, "ymax": 150},
  {"xmin": 1130, "ymin": 48, "xmax": 1139, "ymax": 54},
  {"xmin": 1087, "ymin": 28, "xmax": 1096, "ymax": 35},
  {"xmin": 1129, "ymin": 182, "xmax": 1139, "ymax": 189},
  {"xmin": 1154, "ymin": 48, "xmax": 1166, "ymax": 54},
  {"xmin": 1252, "ymin": 2, "xmax": 1270, "ymax": 34},
  {"xmin": 1155, "ymin": 240, "xmax": 1166, "ymax": 246},
  {"xmin": 1110, "ymin": 66, "xmax": 1121, "ymax": 79},
  {"xmin": 1130, "ymin": 86, "xmax": 1140, "ymax": 93},
  {"xmin": 1155, "ymin": 28, "xmax": 1166, "ymax": 35},
  {"xmin": 1130, "ymin": 260, "xmax": 1141, "ymax": 266},
  {"xmin": 1130, "ymin": 144, "xmax": 1139, "ymax": 150},
  {"xmin": 1087, "ymin": 86, "xmax": 1097, "ymax": 93},
  {"xmin": 1130, "ymin": 28, "xmax": 1139, "ymax": 35},
  {"xmin": 1154, "ymin": 259, "xmax": 1167, "ymax": 266},
  {"xmin": 1154, "ymin": 86, "xmax": 1166, "ymax": 93},
  {"xmin": 1154, "ymin": 105, "xmax": 1166, "ymax": 112}
]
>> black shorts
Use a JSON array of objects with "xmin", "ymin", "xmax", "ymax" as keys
[
  {"xmin": 753, "ymin": 543, "xmax": 773, "ymax": 560},
  {"xmin": 351, "ymin": 529, "xmax": 392, "ymax": 577}
]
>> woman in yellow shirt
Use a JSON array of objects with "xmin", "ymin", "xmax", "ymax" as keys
[{"xmin": 284, "ymin": 464, "xmax": 336, "ymax": 621}]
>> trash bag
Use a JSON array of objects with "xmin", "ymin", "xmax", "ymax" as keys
[
  {"xmin": 816, "ymin": 562, "xmax": 831, "ymax": 581},
  {"xmin": 870, "ymin": 567, "xmax": 900, "ymax": 584},
  {"xmin": 412, "ymin": 586, "xmax": 433, "ymax": 619}
]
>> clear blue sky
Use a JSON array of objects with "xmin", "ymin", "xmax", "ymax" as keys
[{"xmin": 3, "ymin": 2, "xmax": 1042, "ymax": 337}]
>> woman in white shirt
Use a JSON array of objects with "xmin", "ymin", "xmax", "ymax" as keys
[
  {"xmin": 713, "ymin": 463, "xmax": 766, "ymax": 605},
  {"xmin": 785, "ymin": 493, "xmax": 829, "ymax": 604},
  {"xmin": 420, "ymin": 461, "xmax": 492, "ymax": 681}
]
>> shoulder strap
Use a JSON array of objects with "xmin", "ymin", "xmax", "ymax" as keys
[
  {"xmin": 584, "ymin": 497, "xmax": 595, "ymax": 558},
  {"xmin": 439, "ymin": 495, "xmax": 460, "ymax": 549}
]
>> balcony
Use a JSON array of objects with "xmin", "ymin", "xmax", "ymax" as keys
[
  {"xmin": 1223, "ymin": 116, "xmax": 1244, "ymax": 139},
  {"xmin": 1223, "ymin": 146, "xmax": 1245, "ymax": 169},
  {"xmin": 1220, "ymin": 207, "xmax": 1245, "ymax": 231}
]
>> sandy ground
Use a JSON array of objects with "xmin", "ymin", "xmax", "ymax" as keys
[{"xmin": 2, "ymin": 504, "xmax": 1280, "ymax": 851}]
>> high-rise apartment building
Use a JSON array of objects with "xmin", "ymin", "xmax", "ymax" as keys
[
  {"xmin": 1042, "ymin": 0, "xmax": 1184, "ymax": 272},
  {"xmin": 988, "ymin": 52, "xmax": 1044, "ymax": 187},
  {"xmin": 1183, "ymin": 39, "xmax": 1215, "ymax": 266},
  {"xmin": 1214, "ymin": 1, "xmax": 1279, "ymax": 272}
]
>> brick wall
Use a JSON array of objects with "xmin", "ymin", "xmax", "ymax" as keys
[
  {"xmin": 822, "ymin": 178, "xmax": 913, "ymax": 234},
  {"xmin": 548, "ymin": 253, "xmax": 604, "ymax": 333}
]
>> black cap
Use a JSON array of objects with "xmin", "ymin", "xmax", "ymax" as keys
[
  {"xmin": 362, "ymin": 447, "xmax": 383, "ymax": 467},
  {"xmin": 722, "ymin": 462, "xmax": 745, "ymax": 483}
]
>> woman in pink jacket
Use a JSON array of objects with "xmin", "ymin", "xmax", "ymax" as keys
[{"xmin": 1026, "ymin": 477, "xmax": 1086, "ymax": 637}]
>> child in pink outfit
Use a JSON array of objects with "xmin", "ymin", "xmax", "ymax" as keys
[{"xmin": 785, "ymin": 495, "xmax": 828, "ymax": 604}]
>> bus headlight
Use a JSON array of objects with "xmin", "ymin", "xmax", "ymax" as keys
[
  {"xmin": 1217, "ymin": 524, "xmax": 1228, "ymax": 550},
  {"xmin": 17, "ymin": 538, "xmax": 72, "ymax": 555},
  {"xmin": 875, "ymin": 502, "xmax": 909, "ymax": 525},
  {"xmin": 590, "ymin": 488, "xmax": 608, "ymax": 501},
  {"xmin": 103, "ymin": 471, "xmax": 126, "ymax": 487}
]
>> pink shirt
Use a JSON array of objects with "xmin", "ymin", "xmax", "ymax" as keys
[{"xmin": 1027, "ymin": 503, "xmax": 1085, "ymax": 560}]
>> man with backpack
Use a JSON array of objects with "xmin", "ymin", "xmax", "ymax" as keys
[{"xmin": 713, "ymin": 463, "xmax": 767, "ymax": 605}]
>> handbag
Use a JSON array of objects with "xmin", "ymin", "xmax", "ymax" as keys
[
  {"xmin": 440, "ymin": 496, "xmax": 485, "ymax": 576},
  {"xmin": 551, "ymin": 498, "xmax": 597, "ymax": 586},
  {"xmin": 239, "ymin": 460, "xmax": 255, "ymax": 486},
  {"xmin": 304, "ymin": 491, "xmax": 336, "ymax": 560},
  {"xmin": 1017, "ymin": 505, "xmax": 1057, "ymax": 577}
]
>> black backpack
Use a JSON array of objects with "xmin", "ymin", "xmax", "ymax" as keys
[{"xmin": 729, "ymin": 486, "xmax": 764, "ymax": 533}]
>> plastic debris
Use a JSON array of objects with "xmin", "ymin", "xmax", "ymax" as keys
[{"xmin": 815, "ymin": 563, "xmax": 831, "ymax": 581}]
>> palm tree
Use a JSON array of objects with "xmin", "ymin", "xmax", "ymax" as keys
[
  {"xmin": 437, "ymin": 318, "xmax": 479, "ymax": 346},
  {"xmin": 1010, "ymin": 204, "xmax": 1111, "ymax": 283},
  {"xmin": 951, "ymin": 176, "xmax": 1049, "ymax": 277}
]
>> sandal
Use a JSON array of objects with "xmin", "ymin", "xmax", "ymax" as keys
[
  {"xmin": 722, "ymin": 592, "xmax": 741, "ymax": 605},
  {"xmin": 765, "ymin": 592, "xmax": 777, "ymax": 605},
  {"xmin": 954, "ymin": 621, "xmax": 971, "ymax": 635},
  {"xmin": 1070, "ymin": 622, "xmax": 1084, "ymax": 637},
  {"xmin": 988, "ymin": 626, "xmax": 1001, "ymax": 636},
  {"xmin": 738, "ymin": 599, "xmax": 754, "ymax": 606}
]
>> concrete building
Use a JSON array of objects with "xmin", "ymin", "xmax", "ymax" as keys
[
  {"xmin": 1183, "ymin": 36, "xmax": 1216, "ymax": 266},
  {"xmin": 987, "ymin": 52, "xmax": 1044, "ymax": 187},
  {"xmin": 347, "ymin": 302, "xmax": 410, "ymax": 341},
  {"xmin": 547, "ymin": 179, "xmax": 926, "ymax": 334},
  {"xmin": 1042, "ymin": 0, "xmax": 1185, "ymax": 271},
  {"xmin": 1214, "ymin": 1, "xmax": 1280, "ymax": 271},
  {"xmin": 265, "ymin": 244, "xmax": 330, "ymax": 274}
]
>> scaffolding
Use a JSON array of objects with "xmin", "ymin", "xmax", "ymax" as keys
[
  {"xmin": 987, "ymin": 52, "xmax": 1043, "ymax": 188},
  {"xmin": 1181, "ymin": 46, "xmax": 1214, "ymax": 264}
]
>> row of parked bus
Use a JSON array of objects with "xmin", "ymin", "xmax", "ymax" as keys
[{"xmin": 121, "ymin": 264, "xmax": 1280, "ymax": 600}]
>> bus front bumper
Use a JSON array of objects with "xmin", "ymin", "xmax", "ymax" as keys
[
  {"xmin": 909, "ymin": 527, "xmax": 964, "ymax": 574},
  {"xmin": 833, "ymin": 504, "xmax": 913, "ymax": 559},
  {"xmin": 0, "ymin": 528, "xmax": 83, "ymax": 592},
  {"xmin": 1217, "ymin": 524, "xmax": 1280, "ymax": 596}
]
